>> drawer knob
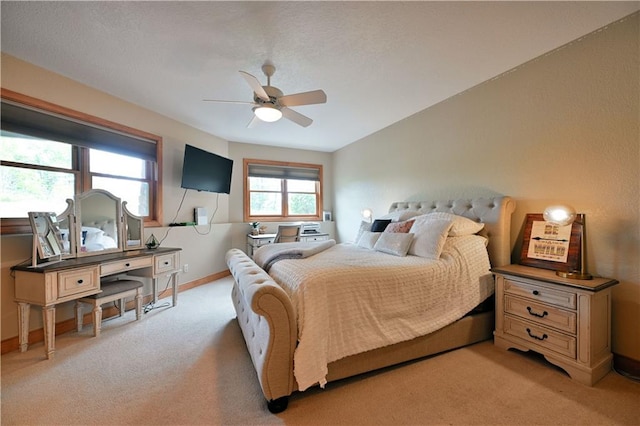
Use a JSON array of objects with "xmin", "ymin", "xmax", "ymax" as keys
[
  {"xmin": 125, "ymin": 263, "xmax": 130, "ymax": 267},
  {"xmin": 77, "ymin": 279, "xmax": 84, "ymax": 284},
  {"xmin": 164, "ymin": 261, "xmax": 169, "ymax": 265},
  {"xmin": 532, "ymin": 290, "xmax": 540, "ymax": 296},
  {"xmin": 526, "ymin": 328, "xmax": 548, "ymax": 341},
  {"xmin": 526, "ymin": 307, "xmax": 548, "ymax": 318}
]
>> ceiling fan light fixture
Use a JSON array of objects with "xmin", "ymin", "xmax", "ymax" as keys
[{"xmin": 253, "ymin": 105, "xmax": 282, "ymax": 122}]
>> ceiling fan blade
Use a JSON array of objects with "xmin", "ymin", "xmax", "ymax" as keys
[
  {"xmin": 202, "ymin": 99, "xmax": 255, "ymax": 105},
  {"xmin": 278, "ymin": 90, "xmax": 327, "ymax": 107},
  {"xmin": 247, "ymin": 114, "xmax": 260, "ymax": 128},
  {"xmin": 281, "ymin": 107, "xmax": 313, "ymax": 127},
  {"xmin": 239, "ymin": 71, "xmax": 270, "ymax": 101}
]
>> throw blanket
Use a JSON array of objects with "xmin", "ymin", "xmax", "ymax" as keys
[
  {"xmin": 267, "ymin": 236, "xmax": 493, "ymax": 391},
  {"xmin": 253, "ymin": 239, "xmax": 336, "ymax": 271}
]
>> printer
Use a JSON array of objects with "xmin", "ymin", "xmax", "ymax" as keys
[{"xmin": 300, "ymin": 222, "xmax": 321, "ymax": 234}]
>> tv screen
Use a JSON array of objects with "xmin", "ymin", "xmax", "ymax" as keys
[{"xmin": 180, "ymin": 144, "xmax": 233, "ymax": 194}]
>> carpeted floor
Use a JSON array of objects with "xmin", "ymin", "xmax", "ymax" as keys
[{"xmin": 2, "ymin": 276, "xmax": 639, "ymax": 425}]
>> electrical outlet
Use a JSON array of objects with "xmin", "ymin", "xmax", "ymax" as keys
[{"xmin": 183, "ymin": 264, "xmax": 189, "ymax": 273}]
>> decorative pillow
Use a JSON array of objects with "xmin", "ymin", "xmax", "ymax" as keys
[
  {"xmin": 355, "ymin": 220, "xmax": 372, "ymax": 243},
  {"xmin": 408, "ymin": 218, "xmax": 454, "ymax": 259},
  {"xmin": 379, "ymin": 210, "xmax": 421, "ymax": 222},
  {"xmin": 373, "ymin": 232, "xmax": 414, "ymax": 257},
  {"xmin": 385, "ymin": 219, "xmax": 415, "ymax": 233},
  {"xmin": 356, "ymin": 231, "xmax": 382, "ymax": 249},
  {"xmin": 370, "ymin": 219, "xmax": 392, "ymax": 232},
  {"xmin": 414, "ymin": 212, "xmax": 484, "ymax": 236}
]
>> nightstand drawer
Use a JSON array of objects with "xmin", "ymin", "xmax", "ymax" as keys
[
  {"xmin": 58, "ymin": 267, "xmax": 100, "ymax": 298},
  {"xmin": 504, "ymin": 278, "xmax": 576, "ymax": 309},
  {"xmin": 504, "ymin": 315, "xmax": 576, "ymax": 359},
  {"xmin": 505, "ymin": 295, "xmax": 577, "ymax": 334}
]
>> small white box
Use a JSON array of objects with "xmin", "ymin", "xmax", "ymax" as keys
[{"xmin": 195, "ymin": 207, "xmax": 208, "ymax": 226}]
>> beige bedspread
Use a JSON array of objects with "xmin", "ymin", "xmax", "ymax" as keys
[{"xmin": 268, "ymin": 235, "xmax": 494, "ymax": 391}]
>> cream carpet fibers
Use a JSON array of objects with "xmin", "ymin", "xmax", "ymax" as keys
[{"xmin": 2, "ymin": 276, "xmax": 639, "ymax": 425}]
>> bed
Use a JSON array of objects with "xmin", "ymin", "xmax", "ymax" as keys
[{"xmin": 226, "ymin": 196, "xmax": 515, "ymax": 412}]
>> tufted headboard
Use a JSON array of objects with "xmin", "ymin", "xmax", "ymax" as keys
[{"xmin": 388, "ymin": 197, "xmax": 516, "ymax": 267}]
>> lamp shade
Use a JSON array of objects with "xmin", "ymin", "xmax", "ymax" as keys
[
  {"xmin": 253, "ymin": 105, "xmax": 282, "ymax": 122},
  {"xmin": 543, "ymin": 205, "xmax": 577, "ymax": 226},
  {"xmin": 361, "ymin": 208, "xmax": 373, "ymax": 222}
]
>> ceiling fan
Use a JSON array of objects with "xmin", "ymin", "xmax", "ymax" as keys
[{"xmin": 204, "ymin": 63, "xmax": 327, "ymax": 128}]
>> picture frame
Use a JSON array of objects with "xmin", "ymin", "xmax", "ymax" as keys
[
  {"xmin": 323, "ymin": 211, "xmax": 332, "ymax": 222},
  {"xmin": 519, "ymin": 213, "xmax": 583, "ymax": 273}
]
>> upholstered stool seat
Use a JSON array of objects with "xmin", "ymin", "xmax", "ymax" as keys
[{"xmin": 75, "ymin": 279, "xmax": 144, "ymax": 337}]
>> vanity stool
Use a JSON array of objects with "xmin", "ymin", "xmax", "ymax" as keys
[{"xmin": 75, "ymin": 279, "xmax": 144, "ymax": 337}]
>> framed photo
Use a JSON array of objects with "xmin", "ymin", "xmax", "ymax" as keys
[
  {"xmin": 323, "ymin": 211, "xmax": 332, "ymax": 222},
  {"xmin": 519, "ymin": 213, "xmax": 583, "ymax": 272}
]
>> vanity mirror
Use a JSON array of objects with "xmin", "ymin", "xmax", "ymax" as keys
[
  {"xmin": 75, "ymin": 189, "xmax": 122, "ymax": 257},
  {"xmin": 28, "ymin": 188, "xmax": 146, "ymax": 262},
  {"xmin": 57, "ymin": 199, "xmax": 76, "ymax": 257},
  {"xmin": 27, "ymin": 212, "xmax": 65, "ymax": 267},
  {"xmin": 123, "ymin": 201, "xmax": 145, "ymax": 250}
]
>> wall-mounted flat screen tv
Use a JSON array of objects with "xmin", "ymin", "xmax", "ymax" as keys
[{"xmin": 180, "ymin": 144, "xmax": 233, "ymax": 194}]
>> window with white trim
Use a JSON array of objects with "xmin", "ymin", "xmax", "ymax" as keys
[{"xmin": 243, "ymin": 159, "xmax": 323, "ymax": 222}]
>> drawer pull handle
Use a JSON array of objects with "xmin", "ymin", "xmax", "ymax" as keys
[
  {"xmin": 526, "ymin": 307, "xmax": 548, "ymax": 318},
  {"xmin": 125, "ymin": 263, "xmax": 130, "ymax": 267},
  {"xmin": 526, "ymin": 328, "xmax": 548, "ymax": 341},
  {"xmin": 77, "ymin": 279, "xmax": 84, "ymax": 284},
  {"xmin": 532, "ymin": 290, "xmax": 540, "ymax": 296},
  {"xmin": 164, "ymin": 261, "xmax": 169, "ymax": 265}
]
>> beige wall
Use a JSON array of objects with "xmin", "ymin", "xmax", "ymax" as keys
[{"xmin": 333, "ymin": 14, "xmax": 639, "ymax": 359}]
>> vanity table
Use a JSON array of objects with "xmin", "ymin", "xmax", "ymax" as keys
[
  {"xmin": 13, "ymin": 247, "xmax": 180, "ymax": 359},
  {"xmin": 12, "ymin": 188, "xmax": 182, "ymax": 359}
]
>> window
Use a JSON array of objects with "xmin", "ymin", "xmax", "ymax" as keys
[
  {"xmin": 0, "ymin": 89, "xmax": 163, "ymax": 234},
  {"xmin": 244, "ymin": 159, "xmax": 323, "ymax": 222}
]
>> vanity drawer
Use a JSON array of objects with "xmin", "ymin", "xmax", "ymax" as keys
[
  {"xmin": 504, "ymin": 278, "xmax": 576, "ymax": 309},
  {"xmin": 504, "ymin": 315, "xmax": 576, "ymax": 359},
  {"xmin": 58, "ymin": 267, "xmax": 100, "ymax": 298},
  {"xmin": 504, "ymin": 295, "xmax": 577, "ymax": 334},
  {"xmin": 101, "ymin": 257, "xmax": 153, "ymax": 276},
  {"xmin": 155, "ymin": 252, "xmax": 179, "ymax": 275}
]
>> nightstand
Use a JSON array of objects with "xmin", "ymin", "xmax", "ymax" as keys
[{"xmin": 492, "ymin": 264, "xmax": 619, "ymax": 386}]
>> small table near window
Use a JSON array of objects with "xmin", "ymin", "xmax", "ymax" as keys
[{"xmin": 246, "ymin": 233, "xmax": 329, "ymax": 259}]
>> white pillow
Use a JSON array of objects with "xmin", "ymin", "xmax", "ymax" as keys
[
  {"xmin": 355, "ymin": 220, "xmax": 372, "ymax": 243},
  {"xmin": 379, "ymin": 210, "xmax": 421, "ymax": 222},
  {"xmin": 357, "ymin": 231, "xmax": 381, "ymax": 249},
  {"xmin": 373, "ymin": 232, "xmax": 414, "ymax": 257},
  {"xmin": 82, "ymin": 226, "xmax": 104, "ymax": 245},
  {"xmin": 414, "ymin": 212, "xmax": 484, "ymax": 236},
  {"xmin": 409, "ymin": 218, "xmax": 454, "ymax": 259}
]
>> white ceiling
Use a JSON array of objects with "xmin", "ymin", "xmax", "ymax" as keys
[{"xmin": 2, "ymin": 2, "xmax": 638, "ymax": 152}]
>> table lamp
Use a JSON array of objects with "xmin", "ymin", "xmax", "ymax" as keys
[{"xmin": 543, "ymin": 204, "xmax": 592, "ymax": 280}]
